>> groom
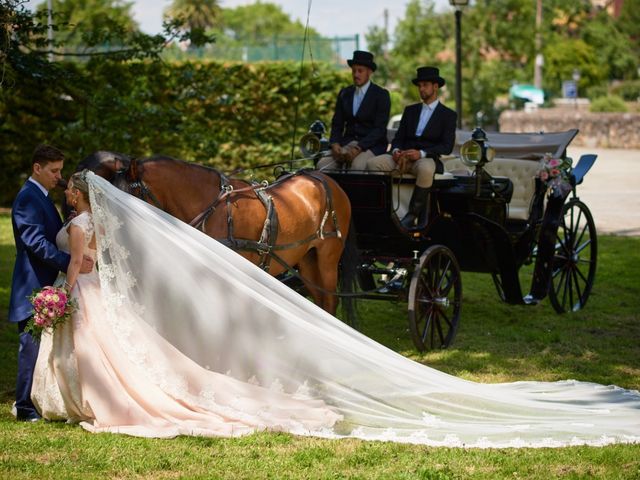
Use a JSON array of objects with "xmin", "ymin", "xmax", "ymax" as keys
[{"xmin": 8, "ymin": 144, "xmax": 89, "ymax": 421}]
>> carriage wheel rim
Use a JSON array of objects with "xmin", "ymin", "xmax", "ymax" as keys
[
  {"xmin": 550, "ymin": 200, "xmax": 597, "ymax": 313},
  {"xmin": 408, "ymin": 246, "xmax": 462, "ymax": 351}
]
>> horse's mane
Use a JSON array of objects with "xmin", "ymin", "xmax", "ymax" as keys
[
  {"xmin": 76, "ymin": 150, "xmax": 131, "ymax": 172},
  {"xmin": 141, "ymin": 155, "xmax": 220, "ymax": 175}
]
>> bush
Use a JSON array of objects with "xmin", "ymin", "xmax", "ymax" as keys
[
  {"xmin": 589, "ymin": 95, "xmax": 629, "ymax": 113},
  {"xmin": 0, "ymin": 60, "xmax": 350, "ymax": 206},
  {"xmin": 610, "ymin": 80, "xmax": 640, "ymax": 102},
  {"xmin": 586, "ymin": 84, "xmax": 609, "ymax": 100}
]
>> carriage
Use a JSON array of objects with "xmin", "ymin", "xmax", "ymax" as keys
[{"xmin": 318, "ymin": 127, "xmax": 598, "ymax": 352}]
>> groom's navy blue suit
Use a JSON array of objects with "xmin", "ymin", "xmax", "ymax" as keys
[{"xmin": 9, "ymin": 180, "xmax": 70, "ymax": 419}]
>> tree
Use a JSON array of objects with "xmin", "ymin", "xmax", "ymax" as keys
[
  {"xmin": 34, "ymin": 0, "xmax": 139, "ymax": 51},
  {"xmin": 163, "ymin": 0, "xmax": 220, "ymax": 34},
  {"xmin": 205, "ymin": 2, "xmax": 331, "ymax": 63}
]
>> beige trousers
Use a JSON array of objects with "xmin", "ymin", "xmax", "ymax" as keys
[
  {"xmin": 367, "ymin": 154, "xmax": 436, "ymax": 188},
  {"xmin": 316, "ymin": 141, "xmax": 375, "ymax": 171}
]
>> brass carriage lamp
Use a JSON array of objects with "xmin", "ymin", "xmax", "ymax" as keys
[
  {"xmin": 460, "ymin": 127, "xmax": 496, "ymax": 197},
  {"xmin": 299, "ymin": 120, "xmax": 329, "ymax": 158}
]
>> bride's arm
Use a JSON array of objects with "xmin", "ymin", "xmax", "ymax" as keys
[{"xmin": 64, "ymin": 224, "xmax": 85, "ymax": 290}]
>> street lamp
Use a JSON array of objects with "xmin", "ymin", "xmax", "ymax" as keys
[{"xmin": 449, "ymin": 0, "xmax": 469, "ymax": 129}]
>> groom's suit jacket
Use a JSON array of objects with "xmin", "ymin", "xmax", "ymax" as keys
[
  {"xmin": 9, "ymin": 181, "xmax": 70, "ymax": 323},
  {"xmin": 391, "ymin": 101, "xmax": 457, "ymax": 174},
  {"xmin": 329, "ymin": 82, "xmax": 391, "ymax": 155}
]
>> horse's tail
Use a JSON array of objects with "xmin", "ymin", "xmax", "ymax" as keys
[{"xmin": 339, "ymin": 218, "xmax": 361, "ymax": 329}]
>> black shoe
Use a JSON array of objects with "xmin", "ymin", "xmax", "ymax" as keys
[{"xmin": 16, "ymin": 411, "xmax": 41, "ymax": 422}]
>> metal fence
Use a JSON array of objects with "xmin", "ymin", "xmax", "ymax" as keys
[{"xmin": 165, "ymin": 35, "xmax": 360, "ymax": 68}]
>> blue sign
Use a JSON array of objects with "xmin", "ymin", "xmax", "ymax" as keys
[{"xmin": 563, "ymin": 80, "xmax": 578, "ymax": 99}]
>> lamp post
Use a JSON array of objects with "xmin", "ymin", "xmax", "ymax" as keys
[{"xmin": 449, "ymin": 0, "xmax": 469, "ymax": 129}]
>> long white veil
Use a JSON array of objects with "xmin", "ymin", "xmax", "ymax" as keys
[{"xmin": 87, "ymin": 172, "xmax": 640, "ymax": 448}]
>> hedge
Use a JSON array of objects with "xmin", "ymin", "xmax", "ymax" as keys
[{"xmin": 0, "ymin": 60, "xmax": 350, "ymax": 206}]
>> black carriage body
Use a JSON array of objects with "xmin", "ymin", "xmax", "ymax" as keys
[
  {"xmin": 321, "ymin": 129, "xmax": 597, "ymax": 352},
  {"xmin": 329, "ymin": 172, "xmax": 521, "ymax": 276}
]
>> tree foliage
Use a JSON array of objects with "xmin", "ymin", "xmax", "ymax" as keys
[
  {"xmin": 163, "ymin": 0, "xmax": 220, "ymax": 34},
  {"xmin": 366, "ymin": 0, "xmax": 639, "ymax": 128},
  {"xmin": 34, "ymin": 0, "xmax": 138, "ymax": 50}
]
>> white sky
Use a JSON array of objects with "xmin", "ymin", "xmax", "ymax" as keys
[{"xmin": 26, "ymin": 0, "xmax": 453, "ymax": 48}]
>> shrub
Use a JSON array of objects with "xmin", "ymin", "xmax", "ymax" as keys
[
  {"xmin": 610, "ymin": 80, "xmax": 640, "ymax": 102},
  {"xmin": 589, "ymin": 95, "xmax": 628, "ymax": 113}
]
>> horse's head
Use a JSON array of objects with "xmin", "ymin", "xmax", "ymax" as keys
[{"xmin": 75, "ymin": 151, "xmax": 131, "ymax": 183}]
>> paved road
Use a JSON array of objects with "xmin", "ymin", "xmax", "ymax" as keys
[{"xmin": 567, "ymin": 147, "xmax": 640, "ymax": 236}]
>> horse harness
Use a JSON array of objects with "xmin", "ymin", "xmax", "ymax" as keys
[{"xmin": 127, "ymin": 168, "xmax": 343, "ymax": 273}]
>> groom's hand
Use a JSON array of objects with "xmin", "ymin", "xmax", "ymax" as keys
[{"xmin": 79, "ymin": 255, "xmax": 94, "ymax": 274}]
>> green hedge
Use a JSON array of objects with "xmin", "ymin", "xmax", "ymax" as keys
[{"xmin": 0, "ymin": 60, "xmax": 350, "ymax": 206}]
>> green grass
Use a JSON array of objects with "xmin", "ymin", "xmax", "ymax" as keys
[{"xmin": 0, "ymin": 212, "xmax": 639, "ymax": 479}]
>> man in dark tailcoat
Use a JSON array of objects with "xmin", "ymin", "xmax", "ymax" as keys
[
  {"xmin": 368, "ymin": 66, "xmax": 457, "ymax": 230},
  {"xmin": 317, "ymin": 50, "xmax": 391, "ymax": 170},
  {"xmin": 8, "ymin": 145, "xmax": 86, "ymax": 421}
]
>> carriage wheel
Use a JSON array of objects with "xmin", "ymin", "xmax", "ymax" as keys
[
  {"xmin": 549, "ymin": 199, "xmax": 597, "ymax": 313},
  {"xmin": 408, "ymin": 245, "xmax": 462, "ymax": 352}
]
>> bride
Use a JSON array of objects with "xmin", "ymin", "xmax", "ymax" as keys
[{"xmin": 31, "ymin": 170, "xmax": 640, "ymax": 447}]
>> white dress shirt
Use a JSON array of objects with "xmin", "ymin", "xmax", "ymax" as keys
[
  {"xmin": 29, "ymin": 177, "xmax": 49, "ymax": 196},
  {"xmin": 353, "ymin": 80, "xmax": 371, "ymax": 115},
  {"xmin": 415, "ymin": 99, "xmax": 439, "ymax": 158}
]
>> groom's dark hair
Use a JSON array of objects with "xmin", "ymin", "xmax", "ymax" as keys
[{"xmin": 32, "ymin": 144, "xmax": 65, "ymax": 166}]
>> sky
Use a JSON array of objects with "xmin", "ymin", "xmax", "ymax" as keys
[{"xmin": 27, "ymin": 0, "xmax": 453, "ymax": 49}]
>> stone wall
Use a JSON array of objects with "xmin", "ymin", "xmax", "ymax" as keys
[{"xmin": 499, "ymin": 108, "xmax": 640, "ymax": 148}]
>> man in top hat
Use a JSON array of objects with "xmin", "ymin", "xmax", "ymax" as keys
[
  {"xmin": 367, "ymin": 66, "xmax": 457, "ymax": 230},
  {"xmin": 317, "ymin": 50, "xmax": 391, "ymax": 171}
]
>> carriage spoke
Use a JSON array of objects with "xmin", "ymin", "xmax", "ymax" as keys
[
  {"xmin": 434, "ymin": 313, "xmax": 445, "ymax": 347},
  {"xmin": 421, "ymin": 309, "xmax": 434, "ymax": 344},
  {"xmin": 575, "ymin": 237, "xmax": 592, "ymax": 256},
  {"xmin": 571, "ymin": 267, "xmax": 584, "ymax": 306},
  {"xmin": 574, "ymin": 263, "xmax": 590, "ymax": 285},
  {"xmin": 573, "ymin": 218, "xmax": 588, "ymax": 249}
]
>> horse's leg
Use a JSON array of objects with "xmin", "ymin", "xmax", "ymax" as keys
[
  {"xmin": 297, "ymin": 248, "xmax": 324, "ymax": 309},
  {"xmin": 299, "ymin": 241, "xmax": 342, "ymax": 315}
]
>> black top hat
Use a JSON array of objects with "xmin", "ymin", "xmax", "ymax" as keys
[
  {"xmin": 347, "ymin": 50, "xmax": 377, "ymax": 72},
  {"xmin": 412, "ymin": 66, "xmax": 445, "ymax": 87}
]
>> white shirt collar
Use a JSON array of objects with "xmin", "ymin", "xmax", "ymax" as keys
[
  {"xmin": 28, "ymin": 177, "xmax": 49, "ymax": 196},
  {"xmin": 357, "ymin": 80, "xmax": 371, "ymax": 96},
  {"xmin": 422, "ymin": 99, "xmax": 439, "ymax": 110}
]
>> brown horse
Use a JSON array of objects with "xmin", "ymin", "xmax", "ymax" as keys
[{"xmin": 87, "ymin": 155, "xmax": 354, "ymax": 315}]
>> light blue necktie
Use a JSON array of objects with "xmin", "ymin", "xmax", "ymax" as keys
[
  {"xmin": 353, "ymin": 88, "xmax": 364, "ymax": 115},
  {"xmin": 415, "ymin": 104, "xmax": 433, "ymax": 136}
]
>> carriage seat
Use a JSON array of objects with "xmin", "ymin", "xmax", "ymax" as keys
[{"xmin": 440, "ymin": 156, "xmax": 540, "ymax": 221}]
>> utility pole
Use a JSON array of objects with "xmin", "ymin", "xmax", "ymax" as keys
[{"xmin": 533, "ymin": 0, "xmax": 543, "ymax": 89}]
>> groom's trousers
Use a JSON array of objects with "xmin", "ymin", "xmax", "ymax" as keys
[{"xmin": 15, "ymin": 319, "xmax": 39, "ymax": 419}]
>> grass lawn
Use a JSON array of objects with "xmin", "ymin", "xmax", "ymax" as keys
[{"xmin": 0, "ymin": 212, "xmax": 639, "ymax": 479}]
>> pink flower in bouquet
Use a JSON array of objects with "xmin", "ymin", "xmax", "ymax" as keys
[
  {"xmin": 539, "ymin": 170, "xmax": 549, "ymax": 181},
  {"xmin": 26, "ymin": 285, "xmax": 78, "ymax": 340}
]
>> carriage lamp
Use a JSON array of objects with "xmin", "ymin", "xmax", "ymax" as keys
[
  {"xmin": 299, "ymin": 120, "xmax": 330, "ymax": 158},
  {"xmin": 460, "ymin": 127, "xmax": 496, "ymax": 197}
]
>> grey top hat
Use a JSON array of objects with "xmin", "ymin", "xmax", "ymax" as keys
[
  {"xmin": 412, "ymin": 66, "xmax": 445, "ymax": 87},
  {"xmin": 347, "ymin": 50, "xmax": 377, "ymax": 72}
]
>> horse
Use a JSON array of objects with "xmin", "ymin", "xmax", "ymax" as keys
[{"xmin": 81, "ymin": 154, "xmax": 355, "ymax": 316}]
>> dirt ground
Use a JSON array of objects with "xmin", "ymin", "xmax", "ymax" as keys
[{"xmin": 567, "ymin": 147, "xmax": 640, "ymax": 236}]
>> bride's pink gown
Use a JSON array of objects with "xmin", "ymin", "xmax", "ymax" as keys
[{"xmin": 31, "ymin": 212, "xmax": 341, "ymax": 438}]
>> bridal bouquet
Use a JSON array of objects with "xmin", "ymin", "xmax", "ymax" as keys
[
  {"xmin": 26, "ymin": 286, "xmax": 78, "ymax": 340},
  {"xmin": 538, "ymin": 153, "xmax": 572, "ymax": 196}
]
